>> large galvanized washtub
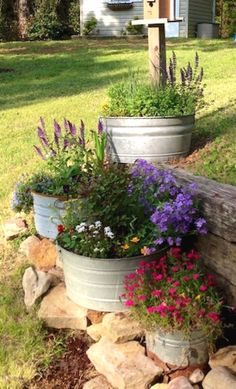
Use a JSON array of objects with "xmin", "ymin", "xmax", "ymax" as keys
[
  {"xmin": 59, "ymin": 246, "xmax": 165, "ymax": 312},
  {"xmin": 103, "ymin": 115, "xmax": 195, "ymax": 163},
  {"xmin": 32, "ymin": 192, "xmax": 66, "ymax": 240},
  {"xmin": 146, "ymin": 329, "xmax": 208, "ymax": 368}
]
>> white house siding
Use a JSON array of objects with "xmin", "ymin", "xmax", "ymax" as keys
[
  {"xmin": 188, "ymin": 0, "xmax": 214, "ymax": 37},
  {"xmin": 179, "ymin": 0, "xmax": 188, "ymax": 37},
  {"xmin": 81, "ymin": 0, "xmax": 144, "ymax": 36},
  {"xmin": 81, "ymin": 0, "xmax": 181, "ymax": 37}
]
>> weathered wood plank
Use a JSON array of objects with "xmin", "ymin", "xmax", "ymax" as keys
[
  {"xmin": 195, "ymin": 234, "xmax": 236, "ymax": 307},
  {"xmin": 166, "ymin": 167, "xmax": 236, "ymax": 243}
]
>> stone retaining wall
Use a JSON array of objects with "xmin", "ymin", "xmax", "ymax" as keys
[{"xmin": 168, "ymin": 167, "xmax": 236, "ymax": 307}]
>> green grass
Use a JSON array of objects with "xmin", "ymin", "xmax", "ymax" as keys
[
  {"xmin": 0, "ymin": 253, "xmax": 65, "ymax": 389},
  {"xmin": 0, "ymin": 38, "xmax": 235, "ymax": 388}
]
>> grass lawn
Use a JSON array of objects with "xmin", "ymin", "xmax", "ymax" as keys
[{"xmin": 0, "ymin": 38, "xmax": 235, "ymax": 387}]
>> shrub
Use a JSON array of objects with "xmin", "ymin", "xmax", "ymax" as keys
[
  {"xmin": 103, "ymin": 53, "xmax": 205, "ymax": 117},
  {"xmin": 27, "ymin": 8, "xmax": 65, "ymax": 40},
  {"xmin": 83, "ymin": 16, "xmax": 97, "ymax": 36},
  {"xmin": 125, "ymin": 16, "xmax": 144, "ymax": 35},
  {"xmin": 68, "ymin": 0, "xmax": 80, "ymax": 35}
]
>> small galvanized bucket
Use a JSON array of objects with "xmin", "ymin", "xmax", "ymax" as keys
[
  {"xmin": 146, "ymin": 329, "xmax": 208, "ymax": 368},
  {"xmin": 32, "ymin": 192, "xmax": 66, "ymax": 240},
  {"xmin": 59, "ymin": 246, "xmax": 166, "ymax": 312}
]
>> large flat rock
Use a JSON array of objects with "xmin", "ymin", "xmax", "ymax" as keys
[
  {"xmin": 38, "ymin": 283, "xmax": 87, "ymax": 330},
  {"xmin": 202, "ymin": 366, "xmax": 236, "ymax": 389},
  {"xmin": 209, "ymin": 346, "xmax": 236, "ymax": 373},
  {"xmin": 87, "ymin": 337, "xmax": 162, "ymax": 389}
]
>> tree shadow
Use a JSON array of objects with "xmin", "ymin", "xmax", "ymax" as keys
[
  {"xmin": 191, "ymin": 99, "xmax": 236, "ymax": 150},
  {"xmin": 0, "ymin": 40, "xmax": 147, "ymax": 111},
  {"xmin": 167, "ymin": 38, "xmax": 235, "ymax": 52}
]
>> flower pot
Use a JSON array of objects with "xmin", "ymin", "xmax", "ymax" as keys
[
  {"xmin": 146, "ymin": 329, "xmax": 208, "ymax": 370},
  {"xmin": 32, "ymin": 192, "xmax": 66, "ymax": 240},
  {"xmin": 59, "ymin": 246, "xmax": 165, "ymax": 312},
  {"xmin": 103, "ymin": 115, "xmax": 195, "ymax": 163}
]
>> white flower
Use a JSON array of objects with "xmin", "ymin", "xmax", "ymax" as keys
[
  {"xmin": 75, "ymin": 222, "xmax": 87, "ymax": 233},
  {"xmin": 104, "ymin": 226, "xmax": 114, "ymax": 239},
  {"xmin": 93, "ymin": 230, "xmax": 99, "ymax": 236},
  {"xmin": 89, "ymin": 224, "xmax": 95, "ymax": 231},
  {"xmin": 94, "ymin": 248, "xmax": 100, "ymax": 253},
  {"xmin": 104, "ymin": 226, "xmax": 112, "ymax": 236},
  {"xmin": 95, "ymin": 221, "xmax": 102, "ymax": 229}
]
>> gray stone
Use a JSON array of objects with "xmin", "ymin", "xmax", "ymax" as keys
[
  {"xmin": 3, "ymin": 217, "xmax": 27, "ymax": 240},
  {"xmin": 38, "ymin": 283, "xmax": 87, "ymax": 330},
  {"xmin": 87, "ymin": 337, "xmax": 162, "ymax": 389},
  {"xmin": 168, "ymin": 376, "xmax": 194, "ymax": 389},
  {"xmin": 209, "ymin": 345, "xmax": 236, "ymax": 373},
  {"xmin": 83, "ymin": 375, "xmax": 113, "ymax": 389},
  {"xmin": 19, "ymin": 235, "xmax": 40, "ymax": 257},
  {"xmin": 189, "ymin": 369, "xmax": 205, "ymax": 384},
  {"xmin": 202, "ymin": 366, "xmax": 236, "ymax": 389},
  {"xmin": 22, "ymin": 267, "xmax": 54, "ymax": 309}
]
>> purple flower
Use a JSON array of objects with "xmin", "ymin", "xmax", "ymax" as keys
[
  {"xmin": 54, "ymin": 120, "xmax": 61, "ymax": 147},
  {"xmin": 37, "ymin": 126, "xmax": 49, "ymax": 147},
  {"xmin": 154, "ymin": 237, "xmax": 164, "ymax": 245},
  {"xmin": 33, "ymin": 145, "xmax": 45, "ymax": 160},
  {"xmin": 98, "ymin": 119, "xmax": 103, "ymax": 134},
  {"xmin": 167, "ymin": 237, "xmax": 174, "ymax": 246},
  {"xmin": 175, "ymin": 237, "xmax": 182, "ymax": 246},
  {"xmin": 80, "ymin": 120, "xmax": 85, "ymax": 147}
]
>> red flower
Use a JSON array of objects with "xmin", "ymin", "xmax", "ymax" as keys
[
  {"xmin": 193, "ymin": 273, "xmax": 200, "ymax": 280},
  {"xmin": 198, "ymin": 309, "xmax": 206, "ymax": 317},
  {"xmin": 152, "ymin": 289, "xmax": 162, "ymax": 297},
  {"xmin": 173, "ymin": 281, "xmax": 180, "ymax": 287},
  {"xmin": 153, "ymin": 273, "xmax": 163, "ymax": 281},
  {"xmin": 169, "ymin": 287, "xmax": 177, "ymax": 296},
  {"xmin": 183, "ymin": 276, "xmax": 190, "ymax": 282},
  {"xmin": 125, "ymin": 299, "xmax": 135, "ymax": 307},
  {"xmin": 199, "ymin": 285, "xmax": 208, "ymax": 292},
  {"xmin": 187, "ymin": 250, "xmax": 200, "ymax": 261},
  {"xmin": 186, "ymin": 263, "xmax": 194, "ymax": 271},
  {"xmin": 172, "ymin": 266, "xmax": 179, "ymax": 272},
  {"xmin": 169, "ymin": 247, "xmax": 182, "ymax": 259},
  {"xmin": 138, "ymin": 295, "xmax": 147, "ymax": 302},
  {"xmin": 207, "ymin": 312, "xmax": 220, "ymax": 322},
  {"xmin": 57, "ymin": 224, "xmax": 64, "ymax": 233}
]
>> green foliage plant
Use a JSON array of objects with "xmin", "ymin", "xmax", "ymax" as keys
[
  {"xmin": 83, "ymin": 16, "xmax": 97, "ymax": 36},
  {"xmin": 125, "ymin": 16, "xmax": 144, "ymax": 35},
  {"xmin": 103, "ymin": 53, "xmax": 205, "ymax": 117},
  {"xmin": 11, "ymin": 118, "xmax": 107, "ymax": 213},
  {"xmin": 68, "ymin": 0, "xmax": 80, "ymax": 35}
]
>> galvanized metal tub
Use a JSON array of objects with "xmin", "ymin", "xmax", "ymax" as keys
[
  {"xmin": 103, "ymin": 115, "xmax": 195, "ymax": 163},
  {"xmin": 146, "ymin": 329, "xmax": 208, "ymax": 367},
  {"xmin": 32, "ymin": 192, "xmax": 66, "ymax": 240},
  {"xmin": 59, "ymin": 246, "xmax": 165, "ymax": 312}
]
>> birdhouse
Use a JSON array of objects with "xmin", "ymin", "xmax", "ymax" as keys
[{"xmin": 144, "ymin": 0, "xmax": 171, "ymax": 20}]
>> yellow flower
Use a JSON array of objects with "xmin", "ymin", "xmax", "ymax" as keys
[
  {"xmin": 195, "ymin": 295, "xmax": 201, "ymax": 301},
  {"xmin": 141, "ymin": 246, "xmax": 148, "ymax": 256},
  {"xmin": 121, "ymin": 243, "xmax": 129, "ymax": 250},
  {"xmin": 131, "ymin": 236, "xmax": 140, "ymax": 244}
]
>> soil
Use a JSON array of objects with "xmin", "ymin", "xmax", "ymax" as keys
[{"xmin": 27, "ymin": 331, "xmax": 98, "ymax": 389}]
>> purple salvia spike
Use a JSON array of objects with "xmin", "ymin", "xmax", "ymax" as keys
[
  {"xmin": 33, "ymin": 145, "xmax": 45, "ymax": 160},
  {"xmin": 53, "ymin": 120, "xmax": 61, "ymax": 147},
  {"xmin": 67, "ymin": 120, "xmax": 76, "ymax": 137},
  {"xmin": 98, "ymin": 119, "xmax": 103, "ymax": 134},
  {"xmin": 80, "ymin": 120, "xmax": 85, "ymax": 147},
  {"xmin": 37, "ymin": 126, "xmax": 49, "ymax": 147},
  {"xmin": 63, "ymin": 138, "xmax": 70, "ymax": 149},
  {"xmin": 64, "ymin": 118, "xmax": 70, "ymax": 135}
]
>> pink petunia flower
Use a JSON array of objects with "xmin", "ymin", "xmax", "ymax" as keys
[
  {"xmin": 124, "ymin": 299, "xmax": 135, "ymax": 307},
  {"xmin": 199, "ymin": 285, "xmax": 208, "ymax": 292},
  {"xmin": 207, "ymin": 312, "xmax": 220, "ymax": 322},
  {"xmin": 193, "ymin": 273, "xmax": 200, "ymax": 280}
]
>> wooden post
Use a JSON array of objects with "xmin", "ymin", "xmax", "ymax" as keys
[
  {"xmin": 148, "ymin": 24, "xmax": 166, "ymax": 85},
  {"xmin": 144, "ymin": 0, "xmax": 167, "ymax": 85}
]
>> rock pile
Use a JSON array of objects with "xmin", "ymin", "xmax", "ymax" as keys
[{"xmin": 6, "ymin": 232, "xmax": 236, "ymax": 389}]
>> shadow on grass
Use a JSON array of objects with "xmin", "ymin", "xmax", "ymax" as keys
[
  {"xmin": 167, "ymin": 38, "xmax": 235, "ymax": 52},
  {"xmin": 0, "ymin": 41, "xmax": 147, "ymax": 111},
  {"xmin": 191, "ymin": 99, "xmax": 236, "ymax": 150}
]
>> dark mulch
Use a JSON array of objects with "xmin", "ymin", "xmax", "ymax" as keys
[
  {"xmin": 0, "ymin": 67, "xmax": 15, "ymax": 73},
  {"xmin": 28, "ymin": 331, "xmax": 97, "ymax": 389}
]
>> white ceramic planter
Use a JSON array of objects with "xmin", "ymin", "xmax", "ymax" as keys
[{"xmin": 32, "ymin": 192, "xmax": 66, "ymax": 240}]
